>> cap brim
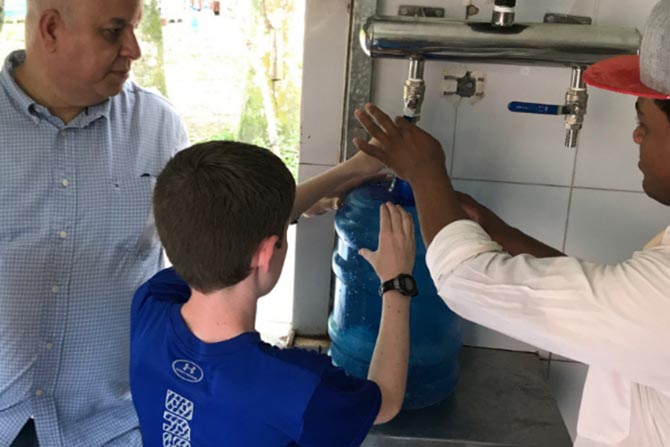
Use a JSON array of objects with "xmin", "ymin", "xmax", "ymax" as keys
[{"xmin": 584, "ymin": 55, "xmax": 670, "ymax": 100}]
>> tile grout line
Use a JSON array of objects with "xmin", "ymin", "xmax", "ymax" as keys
[
  {"xmin": 562, "ymin": 123, "xmax": 584, "ymax": 254},
  {"xmin": 547, "ymin": 124, "xmax": 583, "ymax": 378},
  {"xmin": 451, "ymin": 177, "xmax": 645, "ymax": 195}
]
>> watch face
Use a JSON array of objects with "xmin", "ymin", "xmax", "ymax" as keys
[
  {"xmin": 380, "ymin": 274, "xmax": 418, "ymax": 297},
  {"xmin": 401, "ymin": 276, "xmax": 416, "ymax": 291},
  {"xmin": 397, "ymin": 274, "xmax": 417, "ymax": 296}
]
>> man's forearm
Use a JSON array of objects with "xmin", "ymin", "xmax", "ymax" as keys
[
  {"xmin": 410, "ymin": 169, "xmax": 468, "ymax": 247},
  {"xmin": 492, "ymin": 226, "xmax": 565, "ymax": 257}
]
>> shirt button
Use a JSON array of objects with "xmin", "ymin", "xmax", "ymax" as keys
[
  {"xmin": 46, "ymin": 342, "xmax": 54, "ymax": 350},
  {"xmin": 34, "ymin": 389, "xmax": 43, "ymax": 397},
  {"xmin": 59, "ymin": 231, "xmax": 67, "ymax": 239},
  {"xmin": 51, "ymin": 285, "xmax": 60, "ymax": 294},
  {"xmin": 62, "ymin": 179, "xmax": 70, "ymax": 187}
]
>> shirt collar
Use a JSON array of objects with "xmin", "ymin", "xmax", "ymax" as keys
[
  {"xmin": 0, "ymin": 50, "xmax": 113, "ymax": 128},
  {"xmin": 0, "ymin": 50, "xmax": 41, "ymax": 123}
]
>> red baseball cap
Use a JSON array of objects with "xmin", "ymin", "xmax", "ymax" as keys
[{"xmin": 584, "ymin": 1, "xmax": 670, "ymax": 100}]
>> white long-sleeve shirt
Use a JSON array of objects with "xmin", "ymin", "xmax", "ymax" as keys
[{"xmin": 426, "ymin": 220, "xmax": 670, "ymax": 447}]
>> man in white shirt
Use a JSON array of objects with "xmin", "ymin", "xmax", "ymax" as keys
[{"xmin": 351, "ymin": 1, "xmax": 670, "ymax": 445}]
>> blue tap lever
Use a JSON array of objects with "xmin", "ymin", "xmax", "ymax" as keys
[{"xmin": 507, "ymin": 101, "xmax": 568, "ymax": 115}]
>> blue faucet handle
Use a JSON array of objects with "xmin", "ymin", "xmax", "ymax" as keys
[{"xmin": 507, "ymin": 101, "xmax": 568, "ymax": 115}]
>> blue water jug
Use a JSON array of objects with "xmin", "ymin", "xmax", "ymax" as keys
[{"xmin": 329, "ymin": 178, "xmax": 462, "ymax": 409}]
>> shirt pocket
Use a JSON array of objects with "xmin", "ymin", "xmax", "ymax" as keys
[
  {"xmin": 0, "ymin": 173, "xmax": 49, "ymax": 247},
  {"xmin": 110, "ymin": 174, "xmax": 159, "ymax": 257}
]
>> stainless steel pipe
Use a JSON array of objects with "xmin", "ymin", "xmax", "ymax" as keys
[{"xmin": 360, "ymin": 16, "xmax": 640, "ymax": 67}]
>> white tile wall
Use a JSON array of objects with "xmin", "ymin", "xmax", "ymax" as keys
[
  {"xmin": 508, "ymin": 0, "xmax": 597, "ymax": 22},
  {"xmin": 299, "ymin": 0, "xmax": 665, "ymax": 438},
  {"xmin": 451, "ymin": 180, "xmax": 571, "ymax": 253},
  {"xmin": 294, "ymin": 0, "xmax": 351, "ymax": 334},
  {"xmin": 367, "ymin": 0, "xmax": 663, "ymax": 438},
  {"xmin": 378, "ymin": 0, "xmax": 466, "ymax": 18},
  {"xmin": 452, "ymin": 63, "xmax": 577, "ymax": 185},
  {"xmin": 368, "ymin": 0, "xmax": 664, "ymax": 341},
  {"xmin": 594, "ymin": 0, "xmax": 659, "ymax": 29},
  {"xmin": 565, "ymin": 189, "xmax": 670, "ymax": 263},
  {"xmin": 574, "ymin": 89, "xmax": 642, "ymax": 190},
  {"xmin": 292, "ymin": 163, "xmax": 337, "ymax": 335},
  {"xmin": 300, "ymin": 0, "xmax": 350, "ymax": 166}
]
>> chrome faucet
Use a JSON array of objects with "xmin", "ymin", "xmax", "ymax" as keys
[
  {"xmin": 403, "ymin": 56, "xmax": 426, "ymax": 123},
  {"xmin": 507, "ymin": 66, "xmax": 588, "ymax": 148},
  {"xmin": 564, "ymin": 66, "xmax": 588, "ymax": 148}
]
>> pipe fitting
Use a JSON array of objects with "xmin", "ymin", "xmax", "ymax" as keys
[
  {"xmin": 492, "ymin": 0, "xmax": 516, "ymax": 27},
  {"xmin": 403, "ymin": 57, "xmax": 426, "ymax": 122},
  {"xmin": 563, "ymin": 66, "xmax": 588, "ymax": 148}
]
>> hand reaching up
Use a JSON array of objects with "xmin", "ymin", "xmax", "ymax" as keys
[{"xmin": 353, "ymin": 104, "xmax": 446, "ymax": 183}]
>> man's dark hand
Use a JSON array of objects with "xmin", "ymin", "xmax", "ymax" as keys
[{"xmin": 353, "ymin": 103, "xmax": 447, "ymax": 183}]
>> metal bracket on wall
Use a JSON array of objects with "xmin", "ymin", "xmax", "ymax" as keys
[
  {"xmin": 398, "ymin": 5, "xmax": 445, "ymax": 18},
  {"xmin": 442, "ymin": 68, "xmax": 486, "ymax": 98},
  {"xmin": 544, "ymin": 12, "xmax": 592, "ymax": 25}
]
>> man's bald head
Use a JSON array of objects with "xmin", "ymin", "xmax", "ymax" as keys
[
  {"xmin": 26, "ymin": 0, "xmax": 79, "ymax": 27},
  {"xmin": 24, "ymin": 0, "xmax": 87, "ymax": 50}
]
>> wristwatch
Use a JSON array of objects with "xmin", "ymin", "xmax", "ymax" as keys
[{"xmin": 378, "ymin": 273, "xmax": 418, "ymax": 297}]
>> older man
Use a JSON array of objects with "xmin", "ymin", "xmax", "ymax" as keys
[
  {"xmin": 0, "ymin": 0, "xmax": 188, "ymax": 445},
  {"xmin": 354, "ymin": 1, "xmax": 670, "ymax": 445}
]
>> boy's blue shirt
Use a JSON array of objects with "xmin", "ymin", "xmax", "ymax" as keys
[{"xmin": 130, "ymin": 268, "xmax": 382, "ymax": 446}]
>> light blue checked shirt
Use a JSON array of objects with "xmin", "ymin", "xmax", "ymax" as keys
[{"xmin": 0, "ymin": 51, "xmax": 189, "ymax": 446}]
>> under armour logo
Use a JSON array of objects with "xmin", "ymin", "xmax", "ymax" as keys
[{"xmin": 172, "ymin": 360, "xmax": 204, "ymax": 383}]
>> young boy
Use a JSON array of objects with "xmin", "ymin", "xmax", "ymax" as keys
[{"xmin": 130, "ymin": 141, "xmax": 416, "ymax": 446}]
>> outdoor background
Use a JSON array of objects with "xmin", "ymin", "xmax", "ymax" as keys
[{"xmin": 0, "ymin": 0, "xmax": 305, "ymax": 342}]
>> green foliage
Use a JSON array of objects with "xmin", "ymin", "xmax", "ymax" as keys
[
  {"xmin": 279, "ymin": 128, "xmax": 299, "ymax": 177},
  {"xmin": 133, "ymin": 0, "xmax": 167, "ymax": 96},
  {"xmin": 238, "ymin": 67, "xmax": 271, "ymax": 149},
  {"xmin": 234, "ymin": 0, "xmax": 301, "ymax": 178},
  {"xmin": 206, "ymin": 127, "xmax": 239, "ymax": 142},
  {"xmin": 123, "ymin": 0, "xmax": 302, "ymax": 178}
]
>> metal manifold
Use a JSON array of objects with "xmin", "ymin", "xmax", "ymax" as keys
[{"xmin": 359, "ymin": 5, "xmax": 640, "ymax": 147}]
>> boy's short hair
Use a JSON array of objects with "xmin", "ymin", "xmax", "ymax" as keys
[{"xmin": 153, "ymin": 141, "xmax": 296, "ymax": 293}]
